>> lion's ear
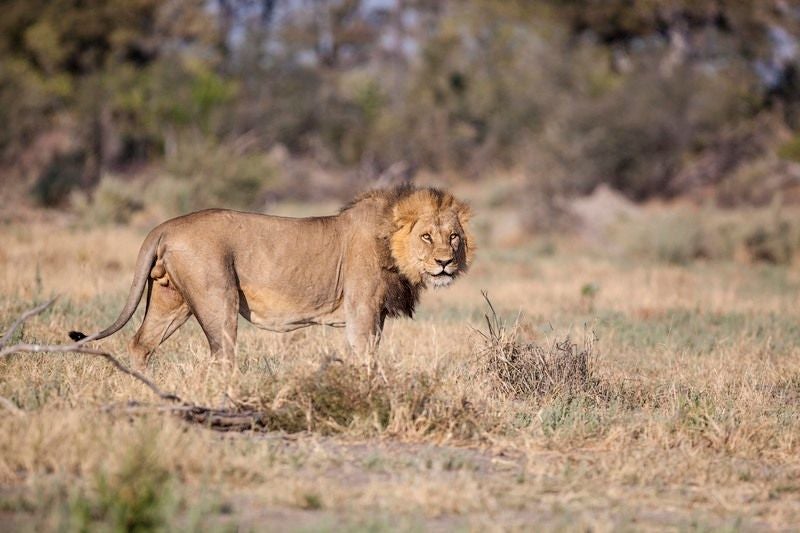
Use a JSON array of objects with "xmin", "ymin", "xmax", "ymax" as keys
[
  {"xmin": 454, "ymin": 200, "xmax": 472, "ymax": 226},
  {"xmin": 392, "ymin": 199, "xmax": 418, "ymax": 230},
  {"xmin": 454, "ymin": 200, "xmax": 475, "ymax": 266}
]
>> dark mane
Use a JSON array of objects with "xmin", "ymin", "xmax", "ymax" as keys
[{"xmin": 383, "ymin": 272, "xmax": 420, "ymax": 319}]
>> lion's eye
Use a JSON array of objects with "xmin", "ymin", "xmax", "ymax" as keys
[
  {"xmin": 421, "ymin": 233, "xmax": 432, "ymax": 243},
  {"xmin": 450, "ymin": 233, "xmax": 459, "ymax": 242}
]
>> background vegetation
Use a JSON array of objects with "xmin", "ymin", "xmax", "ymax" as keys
[{"xmin": 3, "ymin": 0, "xmax": 800, "ymax": 214}]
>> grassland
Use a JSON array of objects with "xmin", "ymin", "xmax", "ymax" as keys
[{"xmin": 2, "ymin": 199, "xmax": 800, "ymax": 531}]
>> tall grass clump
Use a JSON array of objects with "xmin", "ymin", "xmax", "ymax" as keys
[{"xmin": 475, "ymin": 293, "xmax": 600, "ymax": 401}]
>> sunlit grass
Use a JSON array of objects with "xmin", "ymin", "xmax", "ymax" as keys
[{"xmin": 2, "ymin": 207, "xmax": 800, "ymax": 530}]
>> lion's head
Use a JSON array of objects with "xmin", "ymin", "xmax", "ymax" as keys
[{"xmin": 390, "ymin": 188, "xmax": 474, "ymax": 288}]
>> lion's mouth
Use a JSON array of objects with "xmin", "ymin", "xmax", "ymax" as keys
[{"xmin": 428, "ymin": 269, "xmax": 455, "ymax": 288}]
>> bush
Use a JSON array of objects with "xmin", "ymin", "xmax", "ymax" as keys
[
  {"xmin": 613, "ymin": 205, "xmax": 800, "ymax": 265},
  {"xmin": 73, "ymin": 175, "xmax": 144, "ymax": 225},
  {"xmin": 31, "ymin": 151, "xmax": 85, "ymax": 207},
  {"xmin": 778, "ymin": 135, "xmax": 800, "ymax": 163},
  {"xmin": 158, "ymin": 138, "xmax": 278, "ymax": 213},
  {"xmin": 551, "ymin": 65, "xmax": 754, "ymax": 200},
  {"xmin": 745, "ymin": 219, "xmax": 799, "ymax": 265}
]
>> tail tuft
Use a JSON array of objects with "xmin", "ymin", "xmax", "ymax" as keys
[{"xmin": 68, "ymin": 330, "xmax": 87, "ymax": 342}]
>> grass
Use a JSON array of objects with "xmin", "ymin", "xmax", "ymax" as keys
[
  {"xmin": 2, "ymin": 201, "xmax": 800, "ymax": 530},
  {"xmin": 609, "ymin": 204, "xmax": 800, "ymax": 266}
]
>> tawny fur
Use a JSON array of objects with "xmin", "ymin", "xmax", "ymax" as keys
[{"xmin": 69, "ymin": 186, "xmax": 474, "ymax": 369}]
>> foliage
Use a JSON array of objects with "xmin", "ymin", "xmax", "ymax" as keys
[
  {"xmin": 778, "ymin": 135, "xmax": 800, "ymax": 162},
  {"xmin": 552, "ymin": 65, "xmax": 756, "ymax": 199},
  {"xmin": 3, "ymin": 0, "xmax": 800, "ymax": 206},
  {"xmin": 72, "ymin": 175, "xmax": 144, "ymax": 225},
  {"xmin": 31, "ymin": 151, "xmax": 85, "ymax": 207},
  {"xmin": 160, "ymin": 138, "xmax": 277, "ymax": 212}
]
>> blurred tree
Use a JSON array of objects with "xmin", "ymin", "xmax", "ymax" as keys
[
  {"xmin": 2, "ymin": 0, "xmax": 800, "ymax": 207},
  {"xmin": 0, "ymin": 0, "xmax": 224, "ymax": 203}
]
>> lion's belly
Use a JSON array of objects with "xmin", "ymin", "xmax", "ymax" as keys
[{"xmin": 237, "ymin": 285, "xmax": 345, "ymax": 332}]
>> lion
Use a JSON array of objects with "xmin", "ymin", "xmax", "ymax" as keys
[{"xmin": 68, "ymin": 186, "xmax": 474, "ymax": 369}]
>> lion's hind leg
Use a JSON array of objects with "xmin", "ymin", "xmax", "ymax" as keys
[
  {"xmin": 128, "ymin": 276, "xmax": 191, "ymax": 370},
  {"xmin": 174, "ymin": 267, "xmax": 240, "ymax": 400}
]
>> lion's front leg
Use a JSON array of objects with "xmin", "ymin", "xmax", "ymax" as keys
[
  {"xmin": 345, "ymin": 305, "xmax": 383, "ymax": 359},
  {"xmin": 344, "ymin": 294, "xmax": 386, "ymax": 371}
]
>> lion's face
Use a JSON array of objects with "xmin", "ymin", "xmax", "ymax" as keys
[{"xmin": 390, "ymin": 190, "xmax": 474, "ymax": 287}]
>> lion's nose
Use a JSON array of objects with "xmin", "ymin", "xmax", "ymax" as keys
[{"xmin": 435, "ymin": 258, "xmax": 453, "ymax": 267}]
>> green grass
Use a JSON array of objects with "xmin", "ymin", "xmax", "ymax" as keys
[{"xmin": 599, "ymin": 309, "xmax": 800, "ymax": 355}]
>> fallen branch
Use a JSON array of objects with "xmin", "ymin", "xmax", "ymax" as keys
[
  {"xmin": 0, "ymin": 298, "xmax": 267, "ymax": 431},
  {"xmin": 0, "ymin": 300, "xmax": 181, "ymax": 403},
  {"xmin": 2, "ymin": 341, "xmax": 182, "ymax": 403},
  {"xmin": 0, "ymin": 297, "xmax": 58, "ymax": 348}
]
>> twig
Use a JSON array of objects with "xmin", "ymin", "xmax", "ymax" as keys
[
  {"xmin": 0, "ymin": 297, "xmax": 58, "ymax": 348},
  {"xmin": 481, "ymin": 290, "xmax": 499, "ymax": 339},
  {"xmin": 1, "ymin": 341, "xmax": 182, "ymax": 403},
  {"xmin": 1, "ymin": 298, "xmax": 181, "ymax": 402},
  {"xmin": 1, "ymin": 297, "xmax": 272, "ymax": 432},
  {"xmin": 481, "ymin": 290, "xmax": 498, "ymax": 321}
]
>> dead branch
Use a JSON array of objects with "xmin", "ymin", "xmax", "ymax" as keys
[
  {"xmin": 1, "ymin": 341, "xmax": 182, "ymax": 403},
  {"xmin": 1, "ymin": 299, "xmax": 179, "ymax": 401},
  {"xmin": 0, "ymin": 297, "xmax": 58, "ymax": 348},
  {"xmin": 0, "ymin": 298, "xmax": 269, "ymax": 431}
]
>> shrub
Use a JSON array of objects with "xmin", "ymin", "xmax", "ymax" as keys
[
  {"xmin": 778, "ymin": 135, "xmax": 800, "ymax": 163},
  {"xmin": 614, "ymin": 205, "xmax": 800, "ymax": 265},
  {"xmin": 31, "ymin": 151, "xmax": 85, "ymax": 207},
  {"xmin": 159, "ymin": 138, "xmax": 278, "ymax": 213},
  {"xmin": 548, "ymin": 63, "xmax": 755, "ymax": 200},
  {"xmin": 716, "ymin": 155, "xmax": 797, "ymax": 207},
  {"xmin": 745, "ymin": 218, "xmax": 799, "ymax": 265},
  {"xmin": 72, "ymin": 175, "xmax": 144, "ymax": 225}
]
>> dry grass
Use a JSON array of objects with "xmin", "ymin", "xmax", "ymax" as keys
[
  {"xmin": 230, "ymin": 361, "xmax": 489, "ymax": 440},
  {"xmin": 476, "ymin": 291, "xmax": 599, "ymax": 400},
  {"xmin": 2, "ymin": 200, "xmax": 800, "ymax": 530}
]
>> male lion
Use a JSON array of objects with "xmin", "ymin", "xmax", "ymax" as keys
[{"xmin": 69, "ymin": 186, "xmax": 474, "ymax": 369}]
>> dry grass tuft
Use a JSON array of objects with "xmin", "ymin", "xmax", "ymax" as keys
[
  {"xmin": 477, "ymin": 292, "xmax": 599, "ymax": 400},
  {"xmin": 235, "ymin": 361, "xmax": 490, "ymax": 440}
]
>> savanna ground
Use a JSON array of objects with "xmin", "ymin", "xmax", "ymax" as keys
[{"xmin": 2, "ymin": 186, "xmax": 800, "ymax": 531}]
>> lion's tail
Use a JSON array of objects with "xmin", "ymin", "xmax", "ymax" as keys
[{"xmin": 68, "ymin": 230, "xmax": 162, "ymax": 344}]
